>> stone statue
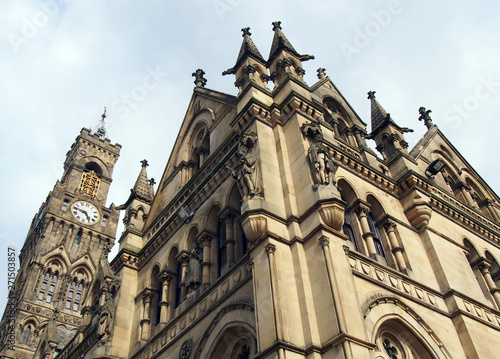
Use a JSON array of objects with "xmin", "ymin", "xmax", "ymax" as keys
[
  {"xmin": 301, "ymin": 122, "xmax": 339, "ymax": 189},
  {"xmin": 185, "ymin": 246, "xmax": 202, "ymax": 293},
  {"xmin": 231, "ymin": 132, "xmax": 263, "ymax": 200},
  {"xmin": 308, "ymin": 134, "xmax": 339, "ymax": 188}
]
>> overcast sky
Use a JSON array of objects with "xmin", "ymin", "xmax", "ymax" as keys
[{"xmin": 1, "ymin": 0, "xmax": 499, "ymax": 314}]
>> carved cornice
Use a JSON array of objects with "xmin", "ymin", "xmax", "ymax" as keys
[{"xmin": 399, "ymin": 172, "xmax": 500, "ymax": 245}]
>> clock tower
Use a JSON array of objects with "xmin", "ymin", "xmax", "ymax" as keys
[{"xmin": 0, "ymin": 113, "xmax": 121, "ymax": 359}]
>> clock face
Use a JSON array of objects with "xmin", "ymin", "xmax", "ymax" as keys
[{"xmin": 71, "ymin": 201, "xmax": 100, "ymax": 224}]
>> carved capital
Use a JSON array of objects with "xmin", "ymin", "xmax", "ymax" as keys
[
  {"xmin": 265, "ymin": 243, "xmax": 276, "ymax": 254},
  {"xmin": 318, "ymin": 236, "xmax": 330, "ymax": 247},
  {"xmin": 159, "ymin": 273, "xmax": 172, "ymax": 284},
  {"xmin": 478, "ymin": 259, "xmax": 492, "ymax": 274},
  {"xmin": 384, "ymin": 220, "xmax": 397, "ymax": 233},
  {"xmin": 355, "ymin": 202, "xmax": 371, "ymax": 217}
]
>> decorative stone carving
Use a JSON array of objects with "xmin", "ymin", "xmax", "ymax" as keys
[
  {"xmin": 241, "ymin": 214, "xmax": 267, "ymax": 242},
  {"xmin": 404, "ymin": 193, "xmax": 432, "ymax": 230},
  {"xmin": 317, "ymin": 67, "xmax": 326, "ymax": 80},
  {"xmin": 179, "ymin": 339, "xmax": 192, "ymax": 359},
  {"xmin": 418, "ymin": 107, "xmax": 433, "ymax": 129},
  {"xmin": 192, "ymin": 69, "xmax": 207, "ymax": 88},
  {"xmin": 231, "ymin": 132, "xmax": 263, "ymax": 200},
  {"xmin": 301, "ymin": 122, "xmax": 339, "ymax": 189},
  {"xmin": 319, "ymin": 202, "xmax": 345, "ymax": 231}
]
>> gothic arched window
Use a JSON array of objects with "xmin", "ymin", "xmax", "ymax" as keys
[
  {"xmin": 342, "ymin": 212, "xmax": 359, "ymax": 251},
  {"xmin": 217, "ymin": 220, "xmax": 227, "ymax": 277},
  {"xmin": 66, "ymin": 281, "xmax": 75, "ymax": 309},
  {"xmin": 367, "ymin": 212, "xmax": 386, "ymax": 259},
  {"xmin": 74, "ymin": 229, "xmax": 83, "ymax": 245},
  {"xmin": 21, "ymin": 325, "xmax": 31, "ymax": 344},
  {"xmin": 74, "ymin": 282, "xmax": 83, "ymax": 311},
  {"xmin": 46, "ymin": 273, "xmax": 58, "ymax": 303},
  {"xmin": 38, "ymin": 272, "xmax": 50, "ymax": 300}
]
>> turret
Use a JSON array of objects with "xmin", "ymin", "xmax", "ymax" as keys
[
  {"xmin": 367, "ymin": 91, "xmax": 413, "ymax": 160},
  {"xmin": 118, "ymin": 160, "xmax": 155, "ymax": 252}
]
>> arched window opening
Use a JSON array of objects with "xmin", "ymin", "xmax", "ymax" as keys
[
  {"xmin": 337, "ymin": 179, "xmax": 362, "ymax": 253},
  {"xmin": 217, "ymin": 220, "xmax": 227, "ymax": 277},
  {"xmin": 367, "ymin": 213, "xmax": 386, "ymax": 259},
  {"xmin": 73, "ymin": 282, "xmax": 83, "ymax": 312},
  {"xmin": 46, "ymin": 273, "xmax": 58, "ymax": 303},
  {"xmin": 375, "ymin": 321, "xmax": 437, "ymax": 359},
  {"xmin": 21, "ymin": 325, "xmax": 31, "ymax": 344},
  {"xmin": 74, "ymin": 230, "xmax": 82, "ymax": 246},
  {"xmin": 149, "ymin": 266, "xmax": 160, "ymax": 326},
  {"xmin": 66, "ymin": 281, "xmax": 75, "ymax": 309},
  {"xmin": 38, "ymin": 272, "xmax": 50, "ymax": 300},
  {"xmin": 84, "ymin": 162, "xmax": 103, "ymax": 177},
  {"xmin": 175, "ymin": 261, "xmax": 182, "ymax": 308},
  {"xmin": 464, "ymin": 239, "xmax": 496, "ymax": 307},
  {"xmin": 343, "ymin": 213, "xmax": 359, "ymax": 251}
]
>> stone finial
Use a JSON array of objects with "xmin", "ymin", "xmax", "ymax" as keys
[
  {"xmin": 272, "ymin": 21, "xmax": 282, "ymax": 31},
  {"xmin": 241, "ymin": 27, "xmax": 251, "ymax": 36},
  {"xmin": 148, "ymin": 178, "xmax": 156, "ymax": 186},
  {"xmin": 192, "ymin": 69, "xmax": 207, "ymax": 87},
  {"xmin": 317, "ymin": 67, "xmax": 327, "ymax": 80},
  {"xmin": 418, "ymin": 106, "xmax": 433, "ymax": 130},
  {"xmin": 140, "ymin": 159, "xmax": 149, "ymax": 167},
  {"xmin": 367, "ymin": 91, "xmax": 376, "ymax": 99}
]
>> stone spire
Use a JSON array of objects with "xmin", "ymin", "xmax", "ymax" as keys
[
  {"xmin": 223, "ymin": 27, "xmax": 266, "ymax": 76},
  {"xmin": 367, "ymin": 91, "xmax": 390, "ymax": 133},
  {"xmin": 268, "ymin": 21, "xmax": 314, "ymax": 64},
  {"xmin": 223, "ymin": 27, "xmax": 269, "ymax": 93},
  {"xmin": 132, "ymin": 159, "xmax": 155, "ymax": 203},
  {"xmin": 266, "ymin": 21, "xmax": 314, "ymax": 87}
]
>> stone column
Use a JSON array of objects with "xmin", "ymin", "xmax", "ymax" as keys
[
  {"xmin": 180, "ymin": 164, "xmax": 187, "ymax": 186},
  {"xmin": 199, "ymin": 150, "xmax": 207, "ymax": 167},
  {"xmin": 355, "ymin": 204, "xmax": 377, "ymax": 257},
  {"xmin": 457, "ymin": 182, "xmax": 477, "ymax": 208},
  {"xmin": 482, "ymin": 199, "xmax": 500, "ymax": 222},
  {"xmin": 384, "ymin": 221, "xmax": 407, "ymax": 272},
  {"xmin": 159, "ymin": 274, "xmax": 171, "ymax": 324},
  {"xmin": 319, "ymin": 237, "xmax": 353, "ymax": 359},
  {"xmin": 478, "ymin": 261, "xmax": 500, "ymax": 309},
  {"xmin": 199, "ymin": 234, "xmax": 213, "ymax": 286},
  {"xmin": 265, "ymin": 243, "xmax": 283, "ymax": 342},
  {"xmin": 331, "ymin": 118, "xmax": 341, "ymax": 138},
  {"xmin": 352, "ymin": 127, "xmax": 364, "ymax": 148},
  {"xmin": 140, "ymin": 293, "xmax": 152, "ymax": 340}
]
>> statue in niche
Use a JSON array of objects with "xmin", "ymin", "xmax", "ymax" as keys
[
  {"xmin": 185, "ymin": 244, "xmax": 202, "ymax": 293},
  {"xmin": 301, "ymin": 122, "xmax": 339, "ymax": 189},
  {"xmin": 97, "ymin": 300, "xmax": 114, "ymax": 345},
  {"xmin": 230, "ymin": 132, "xmax": 263, "ymax": 200}
]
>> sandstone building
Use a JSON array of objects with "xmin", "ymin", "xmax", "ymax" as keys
[{"xmin": 1, "ymin": 22, "xmax": 500, "ymax": 359}]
